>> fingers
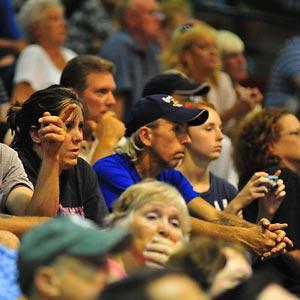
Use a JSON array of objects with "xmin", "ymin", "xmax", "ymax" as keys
[
  {"xmin": 274, "ymin": 229, "xmax": 286, "ymax": 243},
  {"xmin": 143, "ymin": 250, "xmax": 169, "ymax": 266},
  {"xmin": 258, "ymin": 218, "xmax": 270, "ymax": 228},
  {"xmin": 267, "ymin": 223, "xmax": 288, "ymax": 231},
  {"xmin": 282, "ymin": 236, "xmax": 294, "ymax": 248},
  {"xmin": 60, "ymin": 104, "xmax": 77, "ymax": 122},
  {"xmin": 270, "ymin": 241, "xmax": 287, "ymax": 254},
  {"xmin": 274, "ymin": 169, "xmax": 281, "ymax": 177}
]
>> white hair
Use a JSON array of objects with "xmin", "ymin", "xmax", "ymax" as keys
[
  {"xmin": 18, "ymin": 0, "xmax": 63, "ymax": 41},
  {"xmin": 217, "ymin": 30, "xmax": 245, "ymax": 57}
]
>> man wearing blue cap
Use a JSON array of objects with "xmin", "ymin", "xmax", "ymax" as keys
[
  {"xmin": 17, "ymin": 215, "xmax": 131, "ymax": 300},
  {"xmin": 93, "ymin": 94, "xmax": 292, "ymax": 259}
]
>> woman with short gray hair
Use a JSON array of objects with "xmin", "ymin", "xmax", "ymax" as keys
[
  {"xmin": 106, "ymin": 180, "xmax": 190, "ymax": 279},
  {"xmin": 12, "ymin": 0, "xmax": 76, "ymax": 103}
]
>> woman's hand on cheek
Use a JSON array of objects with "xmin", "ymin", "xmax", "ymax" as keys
[{"xmin": 143, "ymin": 236, "xmax": 183, "ymax": 268}]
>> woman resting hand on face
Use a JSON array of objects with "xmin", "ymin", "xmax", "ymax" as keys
[{"xmin": 105, "ymin": 180, "xmax": 191, "ymax": 280}]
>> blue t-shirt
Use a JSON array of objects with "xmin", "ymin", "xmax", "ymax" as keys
[
  {"xmin": 199, "ymin": 173, "xmax": 238, "ymax": 211},
  {"xmin": 93, "ymin": 154, "xmax": 198, "ymax": 209}
]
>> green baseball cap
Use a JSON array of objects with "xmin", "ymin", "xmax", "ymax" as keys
[{"xmin": 18, "ymin": 215, "xmax": 131, "ymax": 294}]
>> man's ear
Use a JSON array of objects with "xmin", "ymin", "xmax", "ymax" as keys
[
  {"xmin": 138, "ymin": 127, "xmax": 153, "ymax": 147},
  {"xmin": 34, "ymin": 266, "xmax": 61, "ymax": 298},
  {"xmin": 30, "ymin": 125, "xmax": 42, "ymax": 144}
]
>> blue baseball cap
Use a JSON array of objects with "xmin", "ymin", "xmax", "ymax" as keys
[{"xmin": 125, "ymin": 94, "xmax": 209, "ymax": 137}]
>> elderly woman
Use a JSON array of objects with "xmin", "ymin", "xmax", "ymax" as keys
[
  {"xmin": 105, "ymin": 180, "xmax": 191, "ymax": 279},
  {"xmin": 161, "ymin": 22, "xmax": 258, "ymax": 133},
  {"xmin": 233, "ymin": 108, "xmax": 300, "ymax": 259},
  {"xmin": 217, "ymin": 30, "xmax": 262, "ymax": 113},
  {"xmin": 12, "ymin": 0, "xmax": 76, "ymax": 103},
  {"xmin": 7, "ymin": 85, "xmax": 107, "ymax": 224}
]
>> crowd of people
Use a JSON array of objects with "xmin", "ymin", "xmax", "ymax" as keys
[{"xmin": 0, "ymin": 0, "xmax": 300, "ymax": 299}]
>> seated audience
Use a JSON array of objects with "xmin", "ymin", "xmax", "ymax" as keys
[
  {"xmin": 17, "ymin": 215, "xmax": 131, "ymax": 300},
  {"xmin": 142, "ymin": 70, "xmax": 237, "ymax": 185},
  {"xmin": 93, "ymin": 93, "xmax": 291, "ymax": 259},
  {"xmin": 217, "ymin": 30, "xmax": 263, "ymax": 120},
  {"xmin": 105, "ymin": 180, "xmax": 190, "ymax": 278},
  {"xmin": 177, "ymin": 102, "xmax": 285, "ymax": 219},
  {"xmin": 161, "ymin": 22, "xmax": 260, "ymax": 133},
  {"xmin": 233, "ymin": 108, "xmax": 300, "ymax": 293},
  {"xmin": 12, "ymin": 0, "xmax": 76, "ymax": 103},
  {"xmin": 100, "ymin": 0, "xmax": 162, "ymax": 118},
  {"xmin": 233, "ymin": 108, "xmax": 300, "ymax": 258},
  {"xmin": 60, "ymin": 55, "xmax": 125, "ymax": 163},
  {"xmin": 1, "ymin": 137, "xmax": 61, "ymax": 217},
  {"xmin": 7, "ymin": 85, "xmax": 108, "ymax": 224}
]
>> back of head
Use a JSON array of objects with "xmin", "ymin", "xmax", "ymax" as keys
[
  {"xmin": 232, "ymin": 108, "xmax": 288, "ymax": 188},
  {"xmin": 217, "ymin": 30, "xmax": 245, "ymax": 58},
  {"xmin": 167, "ymin": 236, "xmax": 227, "ymax": 291},
  {"xmin": 60, "ymin": 55, "xmax": 115, "ymax": 93},
  {"xmin": 100, "ymin": 268, "xmax": 208, "ymax": 300},
  {"xmin": 7, "ymin": 85, "xmax": 86, "ymax": 149}
]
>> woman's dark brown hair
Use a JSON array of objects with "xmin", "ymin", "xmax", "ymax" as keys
[
  {"xmin": 7, "ymin": 85, "xmax": 87, "ymax": 149},
  {"xmin": 232, "ymin": 108, "xmax": 289, "ymax": 188}
]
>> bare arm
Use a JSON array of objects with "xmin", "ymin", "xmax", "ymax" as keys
[
  {"xmin": 0, "ymin": 213, "xmax": 49, "ymax": 237},
  {"xmin": 188, "ymin": 197, "xmax": 292, "ymax": 258},
  {"xmin": 188, "ymin": 196, "xmax": 255, "ymax": 228},
  {"xmin": 7, "ymin": 105, "xmax": 77, "ymax": 216}
]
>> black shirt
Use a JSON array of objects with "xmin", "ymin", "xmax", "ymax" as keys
[{"xmin": 17, "ymin": 147, "xmax": 108, "ymax": 225}]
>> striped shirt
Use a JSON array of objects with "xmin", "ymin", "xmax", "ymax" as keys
[{"xmin": 265, "ymin": 36, "xmax": 300, "ymax": 108}]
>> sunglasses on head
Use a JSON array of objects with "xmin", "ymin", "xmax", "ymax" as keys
[{"xmin": 178, "ymin": 23, "xmax": 194, "ymax": 33}]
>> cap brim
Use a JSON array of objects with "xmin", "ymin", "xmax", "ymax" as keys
[
  {"xmin": 165, "ymin": 107, "xmax": 209, "ymax": 126},
  {"xmin": 68, "ymin": 228, "xmax": 132, "ymax": 257},
  {"xmin": 173, "ymin": 83, "xmax": 210, "ymax": 96}
]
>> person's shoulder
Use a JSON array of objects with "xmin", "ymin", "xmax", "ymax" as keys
[
  {"xmin": 160, "ymin": 168, "xmax": 188, "ymax": 182},
  {"xmin": 210, "ymin": 172, "xmax": 236, "ymax": 190},
  {"xmin": 20, "ymin": 44, "xmax": 44, "ymax": 55},
  {"xmin": 93, "ymin": 153, "xmax": 129, "ymax": 169},
  {"xmin": 0, "ymin": 143, "xmax": 14, "ymax": 153},
  {"xmin": 61, "ymin": 47, "xmax": 77, "ymax": 59},
  {"xmin": 102, "ymin": 31, "xmax": 133, "ymax": 49}
]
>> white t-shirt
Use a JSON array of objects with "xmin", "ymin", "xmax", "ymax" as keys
[
  {"xmin": 207, "ymin": 71, "xmax": 237, "ymax": 115},
  {"xmin": 14, "ymin": 44, "xmax": 76, "ymax": 90}
]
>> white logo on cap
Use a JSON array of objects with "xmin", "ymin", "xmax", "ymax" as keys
[{"xmin": 162, "ymin": 95, "xmax": 182, "ymax": 107}]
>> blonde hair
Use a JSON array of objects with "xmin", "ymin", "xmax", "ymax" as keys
[
  {"xmin": 161, "ymin": 21, "xmax": 221, "ymax": 85},
  {"xmin": 115, "ymin": 121, "xmax": 159, "ymax": 161},
  {"xmin": 217, "ymin": 30, "xmax": 245, "ymax": 57},
  {"xmin": 106, "ymin": 180, "xmax": 191, "ymax": 240}
]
